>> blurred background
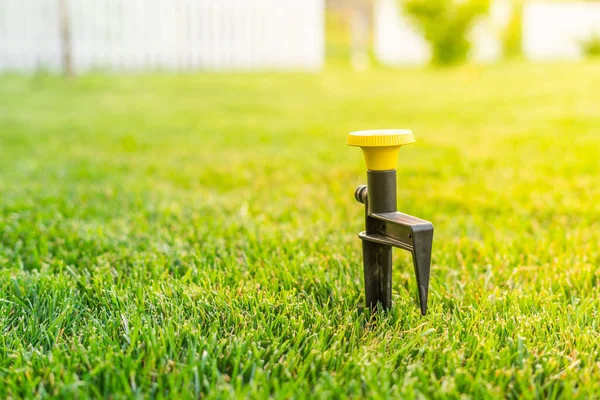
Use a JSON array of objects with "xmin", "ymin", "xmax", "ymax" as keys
[{"xmin": 1, "ymin": 0, "xmax": 600, "ymax": 74}]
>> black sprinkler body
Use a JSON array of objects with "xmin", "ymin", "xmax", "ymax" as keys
[{"xmin": 348, "ymin": 130, "xmax": 434, "ymax": 315}]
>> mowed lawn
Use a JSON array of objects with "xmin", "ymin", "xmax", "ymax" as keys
[{"xmin": 1, "ymin": 61, "xmax": 599, "ymax": 398}]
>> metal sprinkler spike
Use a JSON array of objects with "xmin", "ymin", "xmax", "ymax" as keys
[{"xmin": 348, "ymin": 130, "xmax": 434, "ymax": 316}]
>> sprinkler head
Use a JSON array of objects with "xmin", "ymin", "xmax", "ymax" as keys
[
  {"xmin": 348, "ymin": 129, "xmax": 434, "ymax": 315},
  {"xmin": 347, "ymin": 129, "xmax": 415, "ymax": 171}
]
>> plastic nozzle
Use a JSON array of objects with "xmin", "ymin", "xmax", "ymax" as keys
[{"xmin": 347, "ymin": 129, "xmax": 415, "ymax": 171}]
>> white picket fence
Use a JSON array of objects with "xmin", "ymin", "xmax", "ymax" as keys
[
  {"xmin": 523, "ymin": 1, "xmax": 600, "ymax": 60},
  {"xmin": 0, "ymin": 0, "xmax": 325, "ymax": 72}
]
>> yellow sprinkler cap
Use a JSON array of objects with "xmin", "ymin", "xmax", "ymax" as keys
[{"xmin": 347, "ymin": 129, "xmax": 415, "ymax": 171}]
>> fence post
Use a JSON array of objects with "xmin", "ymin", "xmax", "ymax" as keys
[{"xmin": 57, "ymin": 0, "xmax": 74, "ymax": 76}]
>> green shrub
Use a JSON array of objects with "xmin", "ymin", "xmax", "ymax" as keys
[
  {"xmin": 581, "ymin": 35, "xmax": 600, "ymax": 57},
  {"xmin": 400, "ymin": 0, "xmax": 490, "ymax": 66}
]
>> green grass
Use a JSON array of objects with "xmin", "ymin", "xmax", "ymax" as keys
[{"xmin": 1, "ymin": 61, "xmax": 600, "ymax": 398}]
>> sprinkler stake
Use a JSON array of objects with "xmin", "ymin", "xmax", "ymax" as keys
[{"xmin": 348, "ymin": 130, "xmax": 433, "ymax": 315}]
